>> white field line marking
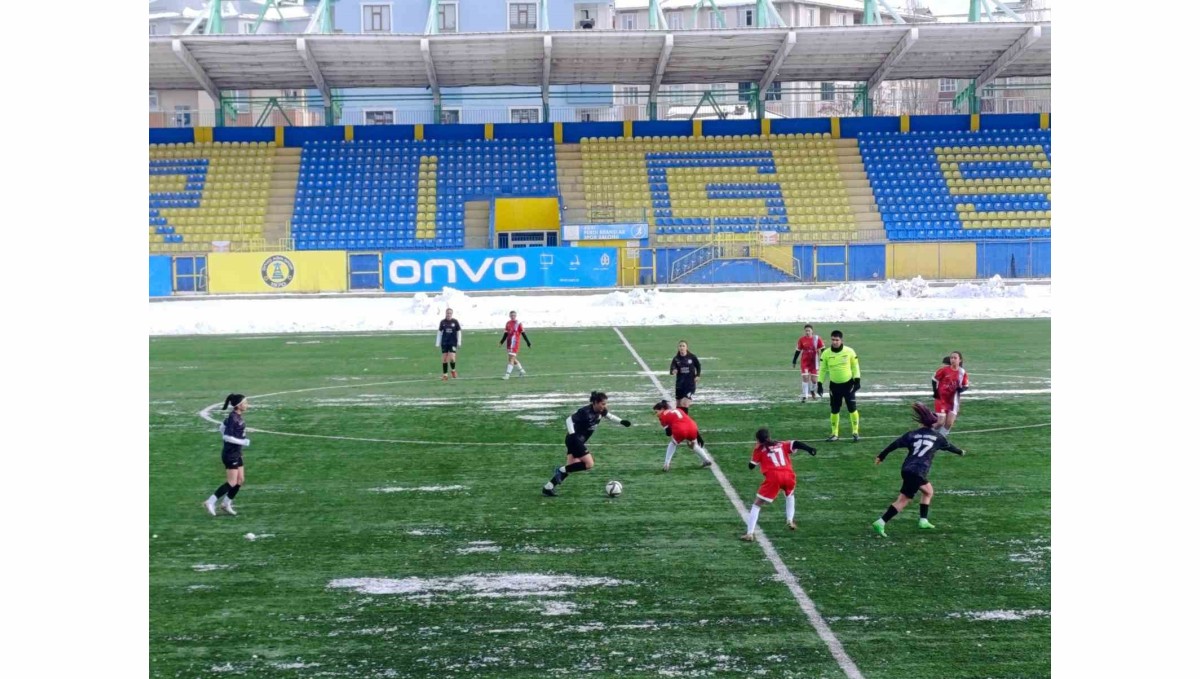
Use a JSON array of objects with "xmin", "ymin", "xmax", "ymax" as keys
[{"xmin": 612, "ymin": 326, "xmax": 865, "ymax": 679}]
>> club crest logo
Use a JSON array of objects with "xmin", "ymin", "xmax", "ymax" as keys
[{"xmin": 261, "ymin": 255, "xmax": 295, "ymax": 288}]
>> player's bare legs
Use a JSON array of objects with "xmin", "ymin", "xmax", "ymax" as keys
[
  {"xmin": 872, "ymin": 493, "xmax": 911, "ymax": 537},
  {"xmin": 942, "ymin": 410, "xmax": 957, "ymax": 435},
  {"xmin": 504, "ymin": 353, "xmax": 525, "ymax": 379},
  {"xmin": 544, "ymin": 453, "xmax": 593, "ymax": 496}
]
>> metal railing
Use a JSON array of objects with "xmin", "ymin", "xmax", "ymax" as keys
[{"xmin": 669, "ymin": 243, "xmax": 718, "ymax": 283}]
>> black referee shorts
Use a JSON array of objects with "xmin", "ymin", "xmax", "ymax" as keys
[{"xmin": 829, "ymin": 381, "xmax": 857, "ymax": 413}]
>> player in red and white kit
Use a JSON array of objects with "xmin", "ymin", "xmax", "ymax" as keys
[
  {"xmin": 791, "ymin": 324, "xmax": 825, "ymax": 402},
  {"xmin": 740, "ymin": 428, "xmax": 817, "ymax": 541},
  {"xmin": 931, "ymin": 351, "xmax": 969, "ymax": 435},
  {"xmin": 499, "ymin": 310, "xmax": 531, "ymax": 380},
  {"xmin": 653, "ymin": 400, "xmax": 713, "ymax": 471}
]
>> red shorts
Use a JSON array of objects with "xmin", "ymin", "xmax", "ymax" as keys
[
  {"xmin": 670, "ymin": 420, "xmax": 698, "ymax": 443},
  {"xmin": 800, "ymin": 356, "xmax": 818, "ymax": 375},
  {"xmin": 934, "ymin": 395, "xmax": 959, "ymax": 415},
  {"xmin": 756, "ymin": 470, "xmax": 796, "ymax": 503},
  {"xmin": 506, "ymin": 343, "xmax": 521, "ymax": 356}
]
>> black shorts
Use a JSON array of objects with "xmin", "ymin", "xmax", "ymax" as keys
[
  {"xmin": 829, "ymin": 381, "xmax": 857, "ymax": 413},
  {"xmin": 675, "ymin": 384, "xmax": 695, "ymax": 401},
  {"xmin": 440, "ymin": 342, "xmax": 457, "ymax": 354},
  {"xmin": 222, "ymin": 453, "xmax": 244, "ymax": 470},
  {"xmin": 899, "ymin": 471, "xmax": 928, "ymax": 498},
  {"xmin": 565, "ymin": 434, "xmax": 590, "ymax": 459}
]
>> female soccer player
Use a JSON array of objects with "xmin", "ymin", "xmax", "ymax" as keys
[
  {"xmin": 653, "ymin": 399, "xmax": 712, "ymax": 471},
  {"xmin": 740, "ymin": 428, "xmax": 817, "ymax": 541},
  {"xmin": 871, "ymin": 402, "xmax": 966, "ymax": 537},
  {"xmin": 203, "ymin": 393, "xmax": 251, "ymax": 516},
  {"xmin": 436, "ymin": 308, "xmax": 462, "ymax": 381},
  {"xmin": 791, "ymin": 324, "xmax": 825, "ymax": 403},
  {"xmin": 669, "ymin": 341, "xmax": 701, "ymax": 413},
  {"xmin": 542, "ymin": 391, "xmax": 631, "ymax": 497},
  {"xmin": 499, "ymin": 310, "xmax": 531, "ymax": 380},
  {"xmin": 932, "ymin": 351, "xmax": 969, "ymax": 435}
]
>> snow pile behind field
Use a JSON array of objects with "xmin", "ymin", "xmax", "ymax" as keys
[{"xmin": 149, "ymin": 275, "xmax": 1049, "ymax": 336}]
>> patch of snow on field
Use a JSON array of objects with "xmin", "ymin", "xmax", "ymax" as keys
[
  {"xmin": 370, "ymin": 485, "xmax": 466, "ymax": 493},
  {"xmin": 948, "ymin": 609, "xmax": 1049, "ymax": 622}
]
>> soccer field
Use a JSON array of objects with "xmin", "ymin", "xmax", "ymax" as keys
[{"xmin": 149, "ymin": 319, "xmax": 1050, "ymax": 678}]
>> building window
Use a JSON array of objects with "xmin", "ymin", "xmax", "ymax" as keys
[
  {"xmin": 577, "ymin": 108, "xmax": 603, "ymax": 122},
  {"xmin": 1005, "ymin": 99, "xmax": 1025, "ymax": 114},
  {"xmin": 364, "ymin": 109, "xmax": 395, "ymax": 125},
  {"xmin": 509, "ymin": 3, "xmax": 538, "ymax": 31},
  {"xmin": 149, "ymin": 91, "xmax": 160, "ymax": 111},
  {"xmin": 242, "ymin": 22, "xmax": 258, "ymax": 34},
  {"xmin": 149, "ymin": 23, "xmax": 158, "ymax": 36},
  {"xmin": 438, "ymin": 2, "xmax": 457, "ymax": 32},
  {"xmin": 440, "ymin": 108, "xmax": 462, "ymax": 124},
  {"xmin": 820, "ymin": 82, "xmax": 835, "ymax": 101},
  {"xmin": 620, "ymin": 86, "xmax": 639, "ymax": 105},
  {"xmin": 709, "ymin": 11, "xmax": 724, "ymax": 28},
  {"xmin": 744, "ymin": 9, "xmax": 755, "ymax": 26},
  {"xmin": 737, "ymin": 82, "xmax": 782, "ymax": 102},
  {"xmin": 621, "ymin": 14, "xmax": 636, "ymax": 30},
  {"xmin": 803, "ymin": 8, "xmax": 817, "ymax": 27},
  {"xmin": 174, "ymin": 106, "xmax": 193, "ymax": 128},
  {"xmin": 363, "ymin": 4, "xmax": 391, "ymax": 33},
  {"xmin": 939, "ymin": 78, "xmax": 957, "ymax": 93},
  {"xmin": 510, "ymin": 107, "xmax": 541, "ymax": 124},
  {"xmin": 668, "ymin": 12, "xmax": 684, "ymax": 30}
]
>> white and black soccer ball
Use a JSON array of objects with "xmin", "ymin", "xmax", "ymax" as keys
[{"xmin": 605, "ymin": 480, "xmax": 623, "ymax": 498}]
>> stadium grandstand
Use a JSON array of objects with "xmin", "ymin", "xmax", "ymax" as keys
[{"xmin": 149, "ymin": 0, "xmax": 1050, "ymax": 291}]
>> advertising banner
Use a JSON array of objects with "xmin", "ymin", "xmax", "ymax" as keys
[
  {"xmin": 208, "ymin": 252, "xmax": 348, "ymax": 294},
  {"xmin": 149, "ymin": 256, "xmax": 173, "ymax": 297},
  {"xmin": 561, "ymin": 223, "xmax": 649, "ymax": 241},
  {"xmin": 383, "ymin": 246, "xmax": 617, "ymax": 293}
]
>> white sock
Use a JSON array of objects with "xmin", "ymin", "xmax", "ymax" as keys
[
  {"xmin": 785, "ymin": 494, "xmax": 795, "ymax": 523},
  {"xmin": 516, "ymin": 362, "xmax": 524, "ymax": 373},
  {"xmin": 802, "ymin": 382, "xmax": 809, "ymax": 397},
  {"xmin": 746, "ymin": 505, "xmax": 761, "ymax": 534},
  {"xmin": 505, "ymin": 364, "xmax": 513, "ymax": 375},
  {"xmin": 694, "ymin": 444, "xmax": 711, "ymax": 464},
  {"xmin": 664, "ymin": 440, "xmax": 677, "ymax": 466},
  {"xmin": 206, "ymin": 495, "xmax": 217, "ymax": 504}
]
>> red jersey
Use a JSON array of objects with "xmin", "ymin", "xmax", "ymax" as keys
[
  {"xmin": 504, "ymin": 320, "xmax": 524, "ymax": 352},
  {"xmin": 796, "ymin": 335, "xmax": 825, "ymax": 360},
  {"xmin": 751, "ymin": 440, "xmax": 797, "ymax": 474},
  {"xmin": 657, "ymin": 408, "xmax": 699, "ymax": 442},
  {"xmin": 934, "ymin": 366, "xmax": 969, "ymax": 400}
]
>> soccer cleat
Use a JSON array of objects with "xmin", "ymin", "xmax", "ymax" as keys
[
  {"xmin": 518, "ymin": 370, "xmax": 526, "ymax": 378},
  {"xmin": 787, "ymin": 521, "xmax": 797, "ymax": 531},
  {"xmin": 502, "ymin": 374, "xmax": 510, "ymax": 381},
  {"xmin": 872, "ymin": 519, "xmax": 888, "ymax": 537},
  {"xmin": 825, "ymin": 435, "xmax": 839, "ymax": 442},
  {"xmin": 739, "ymin": 533, "xmax": 756, "ymax": 542},
  {"xmin": 801, "ymin": 397, "xmax": 807, "ymax": 403},
  {"xmin": 541, "ymin": 487, "xmax": 558, "ymax": 497},
  {"xmin": 220, "ymin": 501, "xmax": 237, "ymax": 516},
  {"xmin": 700, "ymin": 458, "xmax": 713, "ymax": 468},
  {"xmin": 852, "ymin": 434, "xmax": 860, "ymax": 443},
  {"xmin": 203, "ymin": 498, "xmax": 217, "ymax": 516},
  {"xmin": 441, "ymin": 374, "xmax": 448, "ymax": 382},
  {"xmin": 662, "ymin": 464, "xmax": 671, "ymax": 472},
  {"xmin": 450, "ymin": 370, "xmax": 458, "ymax": 379},
  {"xmin": 918, "ymin": 518, "xmax": 936, "ymax": 530}
]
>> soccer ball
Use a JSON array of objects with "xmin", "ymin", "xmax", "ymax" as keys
[{"xmin": 605, "ymin": 480, "xmax": 623, "ymax": 498}]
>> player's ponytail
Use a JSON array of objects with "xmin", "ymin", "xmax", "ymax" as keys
[
  {"xmin": 653, "ymin": 400, "xmax": 670, "ymax": 411},
  {"xmin": 911, "ymin": 402, "xmax": 937, "ymax": 428},
  {"xmin": 223, "ymin": 393, "xmax": 245, "ymax": 410},
  {"xmin": 590, "ymin": 391, "xmax": 608, "ymax": 404},
  {"xmin": 755, "ymin": 427, "xmax": 776, "ymax": 448}
]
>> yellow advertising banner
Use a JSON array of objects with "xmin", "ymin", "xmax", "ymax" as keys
[{"xmin": 208, "ymin": 251, "xmax": 348, "ymax": 294}]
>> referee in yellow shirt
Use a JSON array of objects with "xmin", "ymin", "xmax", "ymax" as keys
[{"xmin": 818, "ymin": 330, "xmax": 861, "ymax": 442}]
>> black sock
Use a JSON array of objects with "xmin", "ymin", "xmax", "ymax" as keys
[
  {"xmin": 881, "ymin": 505, "xmax": 899, "ymax": 523},
  {"xmin": 214, "ymin": 482, "xmax": 231, "ymax": 498},
  {"xmin": 551, "ymin": 466, "xmax": 567, "ymax": 485},
  {"xmin": 565, "ymin": 461, "xmax": 588, "ymax": 473},
  {"xmin": 227, "ymin": 484, "xmax": 241, "ymax": 500},
  {"xmin": 696, "ymin": 433, "xmax": 706, "ymax": 447},
  {"xmin": 919, "ymin": 503, "xmax": 930, "ymax": 519},
  {"xmin": 442, "ymin": 362, "xmax": 448, "ymax": 374},
  {"xmin": 450, "ymin": 361, "xmax": 456, "ymax": 370}
]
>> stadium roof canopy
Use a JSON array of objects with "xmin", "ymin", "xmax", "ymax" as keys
[{"xmin": 150, "ymin": 23, "xmax": 1050, "ymax": 103}]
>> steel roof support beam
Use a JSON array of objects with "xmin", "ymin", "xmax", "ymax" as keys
[
  {"xmin": 171, "ymin": 39, "xmax": 220, "ymax": 103},
  {"xmin": 759, "ymin": 30, "xmax": 795, "ymax": 93},
  {"xmin": 541, "ymin": 36, "xmax": 553, "ymax": 111},
  {"xmin": 420, "ymin": 38, "xmax": 441, "ymax": 107},
  {"xmin": 648, "ymin": 33, "xmax": 674, "ymax": 112},
  {"xmin": 975, "ymin": 25, "xmax": 1040, "ymax": 90},
  {"xmin": 866, "ymin": 27, "xmax": 918, "ymax": 95},
  {"xmin": 297, "ymin": 38, "xmax": 331, "ymax": 110},
  {"xmin": 877, "ymin": 0, "xmax": 907, "ymax": 24},
  {"xmin": 305, "ymin": 0, "xmax": 332, "ymax": 35}
]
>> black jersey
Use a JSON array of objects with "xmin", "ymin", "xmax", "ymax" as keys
[
  {"xmin": 877, "ymin": 427, "xmax": 963, "ymax": 478},
  {"xmin": 437, "ymin": 319, "xmax": 462, "ymax": 347},
  {"xmin": 221, "ymin": 412, "xmax": 247, "ymax": 456},
  {"xmin": 670, "ymin": 353, "xmax": 701, "ymax": 387},
  {"xmin": 566, "ymin": 405, "xmax": 620, "ymax": 443}
]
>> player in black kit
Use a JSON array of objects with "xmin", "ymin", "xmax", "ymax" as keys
[
  {"xmin": 669, "ymin": 340, "xmax": 701, "ymax": 412},
  {"xmin": 436, "ymin": 308, "xmax": 462, "ymax": 381},
  {"xmin": 871, "ymin": 402, "xmax": 966, "ymax": 537},
  {"xmin": 203, "ymin": 393, "xmax": 250, "ymax": 517},
  {"xmin": 542, "ymin": 391, "xmax": 631, "ymax": 497}
]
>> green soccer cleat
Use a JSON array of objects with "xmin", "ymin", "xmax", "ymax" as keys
[
  {"xmin": 872, "ymin": 519, "xmax": 888, "ymax": 537},
  {"xmin": 918, "ymin": 518, "xmax": 935, "ymax": 530}
]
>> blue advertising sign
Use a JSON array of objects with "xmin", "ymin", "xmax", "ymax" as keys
[
  {"xmin": 562, "ymin": 223, "xmax": 649, "ymax": 241},
  {"xmin": 149, "ymin": 255, "xmax": 173, "ymax": 297},
  {"xmin": 383, "ymin": 246, "xmax": 617, "ymax": 292}
]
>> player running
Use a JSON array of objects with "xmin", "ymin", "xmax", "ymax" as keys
[
  {"xmin": 871, "ymin": 402, "xmax": 966, "ymax": 537},
  {"xmin": 203, "ymin": 393, "xmax": 251, "ymax": 517},
  {"xmin": 791, "ymin": 324, "xmax": 825, "ymax": 403},
  {"xmin": 542, "ymin": 391, "xmax": 631, "ymax": 497},
  {"xmin": 669, "ymin": 340, "xmax": 701, "ymax": 413},
  {"xmin": 499, "ymin": 310, "xmax": 531, "ymax": 380},
  {"xmin": 436, "ymin": 308, "xmax": 462, "ymax": 381},
  {"xmin": 653, "ymin": 399, "xmax": 713, "ymax": 471},
  {"xmin": 932, "ymin": 351, "xmax": 969, "ymax": 435},
  {"xmin": 740, "ymin": 428, "xmax": 817, "ymax": 541},
  {"xmin": 818, "ymin": 330, "xmax": 862, "ymax": 442}
]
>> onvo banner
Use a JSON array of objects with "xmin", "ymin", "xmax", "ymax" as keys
[{"xmin": 383, "ymin": 246, "xmax": 617, "ymax": 292}]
